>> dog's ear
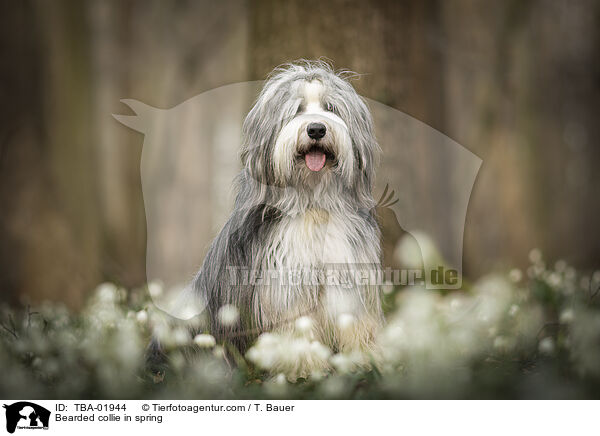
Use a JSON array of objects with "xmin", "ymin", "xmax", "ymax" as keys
[
  {"xmin": 240, "ymin": 97, "xmax": 280, "ymax": 185},
  {"xmin": 347, "ymin": 95, "xmax": 379, "ymax": 194}
]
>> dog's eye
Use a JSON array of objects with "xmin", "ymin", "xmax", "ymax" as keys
[{"xmin": 325, "ymin": 102, "xmax": 335, "ymax": 112}]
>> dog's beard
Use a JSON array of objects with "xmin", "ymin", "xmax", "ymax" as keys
[{"xmin": 272, "ymin": 116, "xmax": 355, "ymax": 192}]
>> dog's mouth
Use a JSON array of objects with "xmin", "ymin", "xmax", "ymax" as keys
[{"xmin": 298, "ymin": 145, "xmax": 335, "ymax": 172}]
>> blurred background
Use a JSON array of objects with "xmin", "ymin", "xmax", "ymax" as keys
[{"xmin": 1, "ymin": 0, "xmax": 599, "ymax": 308}]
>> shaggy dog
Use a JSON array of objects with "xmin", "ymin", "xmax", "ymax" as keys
[
  {"xmin": 194, "ymin": 60, "xmax": 383, "ymax": 357},
  {"xmin": 148, "ymin": 61, "xmax": 384, "ymax": 376}
]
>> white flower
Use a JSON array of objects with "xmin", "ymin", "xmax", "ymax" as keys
[
  {"xmin": 529, "ymin": 248, "xmax": 542, "ymax": 264},
  {"xmin": 547, "ymin": 272, "xmax": 562, "ymax": 287},
  {"xmin": 275, "ymin": 373, "xmax": 287, "ymax": 385},
  {"xmin": 509, "ymin": 268, "xmax": 523, "ymax": 283},
  {"xmin": 245, "ymin": 347, "xmax": 260, "ymax": 363},
  {"xmin": 554, "ymin": 260, "xmax": 567, "ymax": 273},
  {"xmin": 193, "ymin": 334, "xmax": 216, "ymax": 348},
  {"xmin": 295, "ymin": 316, "xmax": 313, "ymax": 334},
  {"xmin": 311, "ymin": 370, "xmax": 324, "ymax": 381},
  {"xmin": 136, "ymin": 310, "xmax": 148, "ymax": 324},
  {"xmin": 560, "ymin": 308, "xmax": 574, "ymax": 324},
  {"xmin": 330, "ymin": 353, "xmax": 353, "ymax": 373},
  {"xmin": 310, "ymin": 341, "xmax": 332, "ymax": 361},
  {"xmin": 96, "ymin": 283, "xmax": 118, "ymax": 303},
  {"xmin": 246, "ymin": 336, "xmax": 279, "ymax": 370},
  {"xmin": 538, "ymin": 337, "xmax": 555, "ymax": 355},
  {"xmin": 256, "ymin": 332, "xmax": 277, "ymax": 347},
  {"xmin": 337, "ymin": 313, "xmax": 356, "ymax": 331},
  {"xmin": 290, "ymin": 338, "xmax": 311, "ymax": 356},
  {"xmin": 218, "ymin": 305, "xmax": 240, "ymax": 326},
  {"xmin": 148, "ymin": 280, "xmax": 164, "ymax": 298}
]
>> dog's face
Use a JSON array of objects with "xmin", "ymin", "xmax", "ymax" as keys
[
  {"xmin": 241, "ymin": 62, "xmax": 379, "ymax": 194},
  {"xmin": 273, "ymin": 79, "xmax": 354, "ymax": 186}
]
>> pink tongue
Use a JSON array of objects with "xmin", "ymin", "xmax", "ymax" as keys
[{"xmin": 305, "ymin": 150, "xmax": 326, "ymax": 172}]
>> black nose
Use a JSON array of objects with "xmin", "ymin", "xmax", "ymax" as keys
[{"xmin": 307, "ymin": 122, "xmax": 326, "ymax": 140}]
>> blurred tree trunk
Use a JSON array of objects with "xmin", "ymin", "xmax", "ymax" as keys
[
  {"xmin": 0, "ymin": 0, "xmax": 250, "ymax": 306},
  {"xmin": 443, "ymin": 0, "xmax": 600, "ymax": 272},
  {"xmin": 0, "ymin": 1, "xmax": 101, "ymax": 307}
]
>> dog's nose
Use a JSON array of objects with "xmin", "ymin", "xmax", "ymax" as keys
[{"xmin": 307, "ymin": 122, "xmax": 326, "ymax": 140}]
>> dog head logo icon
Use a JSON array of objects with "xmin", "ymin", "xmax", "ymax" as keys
[{"xmin": 3, "ymin": 402, "xmax": 50, "ymax": 434}]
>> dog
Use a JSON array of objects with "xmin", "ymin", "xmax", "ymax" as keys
[
  {"xmin": 147, "ymin": 60, "xmax": 384, "ymax": 376},
  {"xmin": 193, "ymin": 60, "xmax": 384, "ymax": 355}
]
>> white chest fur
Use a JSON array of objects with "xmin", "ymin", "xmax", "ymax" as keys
[
  {"xmin": 267, "ymin": 208, "xmax": 356, "ymax": 268},
  {"xmin": 255, "ymin": 208, "xmax": 378, "ymax": 325}
]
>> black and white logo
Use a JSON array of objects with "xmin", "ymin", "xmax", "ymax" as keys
[{"xmin": 2, "ymin": 402, "xmax": 50, "ymax": 434}]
